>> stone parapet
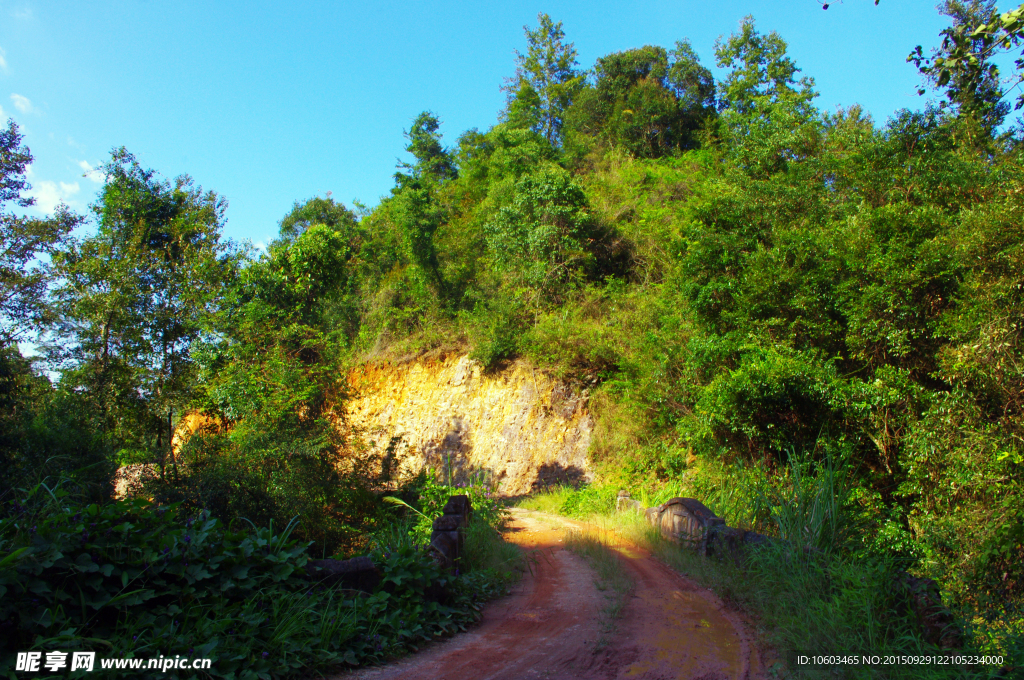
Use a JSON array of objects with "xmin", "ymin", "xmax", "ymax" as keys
[
  {"xmin": 619, "ymin": 490, "xmax": 963, "ymax": 651},
  {"xmin": 304, "ymin": 492, "xmax": 474, "ymax": 597},
  {"xmin": 645, "ymin": 497, "xmax": 725, "ymax": 554}
]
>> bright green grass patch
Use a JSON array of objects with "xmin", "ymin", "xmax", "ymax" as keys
[
  {"xmin": 517, "ymin": 484, "xmax": 618, "ymax": 518},
  {"xmin": 516, "ymin": 485, "xmax": 577, "ymax": 514}
]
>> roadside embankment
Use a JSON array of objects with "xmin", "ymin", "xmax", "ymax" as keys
[{"xmin": 345, "ymin": 354, "xmax": 594, "ymax": 495}]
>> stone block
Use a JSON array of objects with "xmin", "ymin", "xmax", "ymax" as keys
[
  {"xmin": 431, "ymin": 503, "xmax": 467, "ymax": 571},
  {"xmin": 432, "ymin": 514, "xmax": 463, "ymax": 532},
  {"xmin": 616, "ymin": 492, "xmax": 643, "ymax": 513},
  {"xmin": 443, "ymin": 494, "xmax": 472, "ymax": 527},
  {"xmin": 705, "ymin": 525, "xmax": 772, "ymax": 561},
  {"xmin": 657, "ymin": 498, "xmax": 725, "ymax": 552}
]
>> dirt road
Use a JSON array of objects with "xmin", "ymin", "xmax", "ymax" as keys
[{"xmin": 341, "ymin": 508, "xmax": 764, "ymax": 680}]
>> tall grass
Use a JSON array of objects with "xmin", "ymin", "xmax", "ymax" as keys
[
  {"xmin": 608, "ymin": 480, "xmax": 999, "ymax": 679},
  {"xmin": 517, "ymin": 485, "xmax": 577, "ymax": 514},
  {"xmin": 760, "ymin": 452, "xmax": 854, "ymax": 555},
  {"xmin": 521, "ymin": 456, "xmax": 1013, "ymax": 678},
  {"xmin": 464, "ymin": 515, "xmax": 522, "ymax": 578}
]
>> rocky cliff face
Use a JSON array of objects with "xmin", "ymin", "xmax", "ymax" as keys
[{"xmin": 344, "ymin": 354, "xmax": 593, "ymax": 495}]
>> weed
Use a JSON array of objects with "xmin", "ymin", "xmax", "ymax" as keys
[
  {"xmin": 563, "ymin": 525, "xmax": 635, "ymax": 649},
  {"xmin": 517, "ymin": 485, "xmax": 577, "ymax": 514}
]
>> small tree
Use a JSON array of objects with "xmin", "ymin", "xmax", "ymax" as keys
[
  {"xmin": 395, "ymin": 111, "xmax": 458, "ymax": 184},
  {"xmin": 50, "ymin": 148, "xmax": 234, "ymax": 476},
  {"xmin": 390, "ymin": 111, "xmax": 456, "ymax": 296},
  {"xmin": 570, "ymin": 40, "xmax": 716, "ymax": 157},
  {"xmin": 714, "ymin": 16, "xmax": 816, "ymax": 116},
  {"xmin": 910, "ymin": 0, "xmax": 1011, "ymax": 136},
  {"xmin": 0, "ymin": 119, "xmax": 80, "ymax": 345},
  {"xmin": 278, "ymin": 194, "xmax": 359, "ymax": 242},
  {"xmin": 503, "ymin": 13, "xmax": 586, "ymax": 146},
  {"xmin": 713, "ymin": 17, "xmax": 821, "ymax": 177}
]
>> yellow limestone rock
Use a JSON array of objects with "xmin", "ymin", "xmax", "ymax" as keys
[
  {"xmin": 113, "ymin": 413, "xmax": 223, "ymax": 499},
  {"xmin": 345, "ymin": 354, "xmax": 593, "ymax": 495}
]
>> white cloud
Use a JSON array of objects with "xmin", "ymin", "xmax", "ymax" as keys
[
  {"xmin": 30, "ymin": 179, "xmax": 80, "ymax": 214},
  {"xmin": 11, "ymin": 8, "xmax": 32, "ymax": 20},
  {"xmin": 0, "ymin": 47, "xmax": 7, "ymax": 72},
  {"xmin": 67, "ymin": 136, "xmax": 85, "ymax": 151},
  {"xmin": 0, "ymin": 105, "xmax": 4, "ymax": 118},
  {"xmin": 77, "ymin": 160, "xmax": 106, "ymax": 183},
  {"xmin": 11, "ymin": 94, "xmax": 33, "ymax": 114}
]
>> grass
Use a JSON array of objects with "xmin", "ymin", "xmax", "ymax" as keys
[
  {"xmin": 516, "ymin": 485, "xmax": 577, "ymax": 514},
  {"xmin": 464, "ymin": 512, "xmax": 525, "ymax": 579},
  {"xmin": 562, "ymin": 524, "xmax": 635, "ymax": 650}
]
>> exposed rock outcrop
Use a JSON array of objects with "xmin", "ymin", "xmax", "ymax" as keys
[{"xmin": 344, "ymin": 354, "xmax": 593, "ymax": 495}]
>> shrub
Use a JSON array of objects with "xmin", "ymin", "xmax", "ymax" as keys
[
  {"xmin": 686, "ymin": 346, "xmax": 851, "ymax": 461},
  {"xmin": 559, "ymin": 484, "xmax": 617, "ymax": 518},
  {"xmin": 0, "ymin": 481, "xmax": 510, "ymax": 679}
]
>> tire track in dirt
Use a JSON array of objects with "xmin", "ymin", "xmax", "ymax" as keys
[{"xmin": 338, "ymin": 508, "xmax": 764, "ymax": 680}]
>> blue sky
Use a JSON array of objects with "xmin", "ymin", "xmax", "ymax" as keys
[{"xmin": 0, "ymin": 1, "xmax": 986, "ymax": 247}]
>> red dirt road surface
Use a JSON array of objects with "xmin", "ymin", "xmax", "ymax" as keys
[{"xmin": 340, "ymin": 508, "xmax": 765, "ymax": 680}]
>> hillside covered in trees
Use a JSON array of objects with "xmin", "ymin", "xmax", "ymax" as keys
[{"xmin": 2, "ymin": 1, "xmax": 1023, "ymax": 675}]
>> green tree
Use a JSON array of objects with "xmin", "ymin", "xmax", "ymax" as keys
[
  {"xmin": 484, "ymin": 164, "xmax": 600, "ymax": 304},
  {"xmin": 668, "ymin": 39, "xmax": 717, "ymax": 129},
  {"xmin": 714, "ymin": 16, "xmax": 815, "ymax": 115},
  {"xmin": 278, "ymin": 193, "xmax": 359, "ymax": 242},
  {"xmin": 712, "ymin": 17, "xmax": 821, "ymax": 177},
  {"xmin": 389, "ymin": 112, "xmax": 457, "ymax": 296},
  {"xmin": 187, "ymin": 223, "xmax": 372, "ymax": 552},
  {"xmin": 592, "ymin": 46, "xmax": 680, "ymax": 157},
  {"xmin": 396, "ymin": 111, "xmax": 458, "ymax": 184},
  {"xmin": 50, "ymin": 148, "xmax": 233, "ymax": 476},
  {"xmin": 568, "ymin": 41, "xmax": 716, "ymax": 157},
  {"xmin": 504, "ymin": 13, "xmax": 586, "ymax": 145},
  {"xmin": 910, "ymin": 1, "xmax": 1010, "ymax": 136},
  {"xmin": 0, "ymin": 119, "xmax": 80, "ymax": 344},
  {"xmin": 910, "ymin": 2, "xmax": 1024, "ymax": 119}
]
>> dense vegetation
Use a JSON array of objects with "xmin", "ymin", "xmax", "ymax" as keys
[{"xmin": 2, "ymin": 0, "xmax": 1024, "ymax": 676}]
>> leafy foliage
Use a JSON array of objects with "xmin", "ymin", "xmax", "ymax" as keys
[
  {"xmin": 565, "ymin": 42, "xmax": 714, "ymax": 158},
  {"xmin": 0, "ymin": 482, "xmax": 510, "ymax": 679},
  {"xmin": 503, "ymin": 13, "xmax": 585, "ymax": 146},
  {"xmin": 49, "ymin": 149, "xmax": 234, "ymax": 476},
  {"xmin": 2, "ymin": 4, "xmax": 1024, "ymax": 671},
  {"xmin": 0, "ymin": 119, "xmax": 81, "ymax": 344}
]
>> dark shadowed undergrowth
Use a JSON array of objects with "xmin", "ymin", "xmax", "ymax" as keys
[{"xmin": 0, "ymin": 476, "xmax": 521, "ymax": 680}]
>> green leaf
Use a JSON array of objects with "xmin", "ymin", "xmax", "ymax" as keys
[{"xmin": 0, "ymin": 546, "xmax": 30, "ymax": 567}]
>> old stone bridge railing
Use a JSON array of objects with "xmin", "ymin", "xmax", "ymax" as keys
[
  {"xmin": 622, "ymin": 491, "xmax": 961, "ymax": 650},
  {"xmin": 303, "ymin": 494, "xmax": 473, "ymax": 592}
]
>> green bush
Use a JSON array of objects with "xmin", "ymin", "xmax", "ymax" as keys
[
  {"xmin": 686, "ymin": 346, "xmax": 851, "ymax": 459},
  {"xmin": 0, "ymin": 482, "xmax": 508, "ymax": 679},
  {"xmin": 405, "ymin": 475, "xmax": 510, "ymax": 545},
  {"xmin": 559, "ymin": 484, "xmax": 617, "ymax": 518}
]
